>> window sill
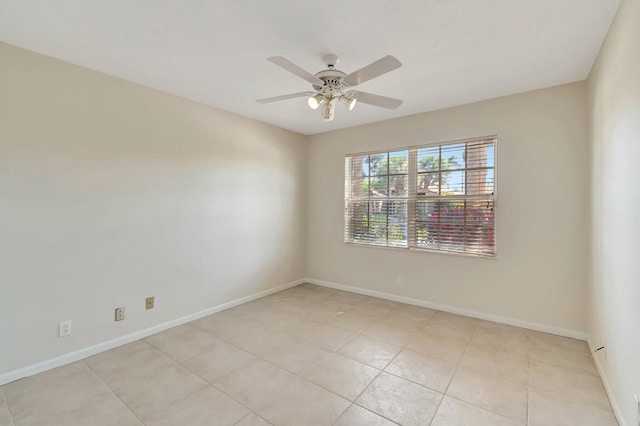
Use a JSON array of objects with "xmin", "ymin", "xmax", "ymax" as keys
[{"xmin": 344, "ymin": 241, "xmax": 497, "ymax": 259}]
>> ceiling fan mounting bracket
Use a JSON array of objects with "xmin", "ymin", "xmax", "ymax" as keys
[{"xmin": 322, "ymin": 54, "xmax": 339, "ymax": 69}]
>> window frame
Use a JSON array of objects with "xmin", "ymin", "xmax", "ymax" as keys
[{"xmin": 344, "ymin": 135, "xmax": 497, "ymax": 258}]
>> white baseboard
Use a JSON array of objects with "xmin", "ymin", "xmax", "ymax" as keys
[
  {"xmin": 586, "ymin": 336, "xmax": 627, "ymax": 426},
  {"xmin": 305, "ymin": 277, "xmax": 588, "ymax": 341},
  {"xmin": 0, "ymin": 278, "xmax": 305, "ymax": 386}
]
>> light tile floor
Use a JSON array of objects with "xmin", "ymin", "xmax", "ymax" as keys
[{"xmin": 0, "ymin": 284, "xmax": 618, "ymax": 425}]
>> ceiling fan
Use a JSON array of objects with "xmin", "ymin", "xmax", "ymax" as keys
[{"xmin": 256, "ymin": 54, "xmax": 403, "ymax": 121}]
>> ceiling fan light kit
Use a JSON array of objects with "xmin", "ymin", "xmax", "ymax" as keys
[
  {"xmin": 257, "ymin": 54, "xmax": 403, "ymax": 122},
  {"xmin": 340, "ymin": 92, "xmax": 357, "ymax": 111},
  {"xmin": 322, "ymin": 98, "xmax": 335, "ymax": 121},
  {"xmin": 308, "ymin": 92, "xmax": 325, "ymax": 109}
]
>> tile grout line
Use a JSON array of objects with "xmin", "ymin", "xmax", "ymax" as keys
[
  {"xmin": 233, "ymin": 412, "xmax": 253, "ymax": 425},
  {"xmin": 308, "ymin": 297, "xmax": 403, "ymax": 423},
  {"xmin": 265, "ymin": 290, "xmax": 386, "ymax": 422},
  {"xmin": 329, "ymin": 300, "xmax": 412, "ymax": 424},
  {"xmin": 158, "ymin": 338, "xmax": 279, "ymax": 424},
  {"xmin": 0, "ymin": 387, "xmax": 17, "ymax": 426},
  {"xmin": 331, "ymin": 403, "xmax": 401, "ymax": 426},
  {"xmin": 347, "ymin": 305, "xmax": 437, "ymax": 425},
  {"xmin": 313, "ymin": 298, "xmax": 514, "ymax": 424},
  {"xmin": 88, "ymin": 340, "xmax": 252, "ymax": 424},
  {"xmin": 419, "ymin": 323, "xmax": 534, "ymax": 423},
  {"xmin": 442, "ymin": 394, "xmax": 526, "ymax": 424},
  {"xmin": 527, "ymin": 337, "xmax": 616, "ymax": 421},
  {"xmin": 392, "ymin": 308, "xmax": 443, "ymax": 424},
  {"xmin": 142, "ymin": 322, "xmax": 289, "ymax": 424},
  {"xmin": 186, "ymin": 307, "xmax": 357, "ymax": 424},
  {"xmin": 426, "ymin": 315, "xmax": 481, "ymax": 426},
  {"xmin": 304, "ymin": 297, "xmax": 413, "ymax": 424},
  {"xmin": 129, "ymin": 341, "xmax": 213, "ymax": 410},
  {"xmin": 232, "ymin": 410, "xmax": 272, "ymax": 426},
  {"xmin": 527, "ymin": 331, "xmax": 532, "ymax": 426},
  {"xmin": 154, "ymin": 341, "xmax": 274, "ymax": 425},
  {"xmin": 82, "ymin": 359, "xmax": 147, "ymax": 425},
  {"xmin": 440, "ymin": 324, "xmax": 536, "ymax": 424}
]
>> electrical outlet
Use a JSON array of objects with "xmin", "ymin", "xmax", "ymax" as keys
[
  {"xmin": 115, "ymin": 307, "xmax": 125, "ymax": 321},
  {"xmin": 58, "ymin": 320, "xmax": 71, "ymax": 337},
  {"xmin": 146, "ymin": 296, "xmax": 154, "ymax": 310},
  {"xmin": 397, "ymin": 275, "xmax": 404, "ymax": 286}
]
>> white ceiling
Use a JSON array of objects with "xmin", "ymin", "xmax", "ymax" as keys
[{"xmin": 0, "ymin": 0, "xmax": 620, "ymax": 135}]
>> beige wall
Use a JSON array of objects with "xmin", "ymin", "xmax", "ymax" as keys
[
  {"xmin": 307, "ymin": 82, "xmax": 589, "ymax": 332},
  {"xmin": 0, "ymin": 42, "xmax": 307, "ymax": 375},
  {"xmin": 587, "ymin": 0, "xmax": 640, "ymax": 424}
]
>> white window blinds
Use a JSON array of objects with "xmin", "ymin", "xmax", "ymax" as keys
[{"xmin": 345, "ymin": 136, "xmax": 496, "ymax": 257}]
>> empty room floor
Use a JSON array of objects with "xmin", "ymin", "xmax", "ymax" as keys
[{"xmin": 0, "ymin": 284, "xmax": 617, "ymax": 426}]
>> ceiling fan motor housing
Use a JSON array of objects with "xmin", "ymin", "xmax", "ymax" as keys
[{"xmin": 313, "ymin": 69, "xmax": 347, "ymax": 99}]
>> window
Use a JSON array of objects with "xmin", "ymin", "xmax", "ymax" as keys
[{"xmin": 345, "ymin": 136, "xmax": 496, "ymax": 257}]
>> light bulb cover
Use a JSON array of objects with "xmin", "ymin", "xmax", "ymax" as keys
[
  {"xmin": 340, "ymin": 93, "xmax": 357, "ymax": 111},
  {"xmin": 308, "ymin": 93, "xmax": 325, "ymax": 110},
  {"xmin": 322, "ymin": 99, "xmax": 335, "ymax": 121}
]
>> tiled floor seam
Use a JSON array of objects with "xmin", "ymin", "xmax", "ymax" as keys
[
  {"xmin": 442, "ymin": 394, "xmax": 526, "ymax": 425},
  {"xmin": 427, "ymin": 318, "xmax": 481, "ymax": 426},
  {"xmin": 188, "ymin": 325, "xmax": 351, "ymax": 424},
  {"xmin": 324, "ymin": 318, "xmax": 404, "ymax": 424},
  {"xmin": 347, "ymin": 311, "xmax": 427, "ymax": 426},
  {"xmin": 1, "ymin": 387, "xmax": 16, "ymax": 426},
  {"xmin": 206, "ymin": 379, "xmax": 270, "ymax": 424},
  {"xmin": 232, "ymin": 410, "xmax": 272, "ymax": 426},
  {"xmin": 329, "ymin": 317, "xmax": 395, "ymax": 369},
  {"xmin": 137, "ymin": 338, "xmax": 237, "ymax": 408},
  {"xmin": 528, "ymin": 386, "xmax": 617, "ymax": 415},
  {"xmin": 190, "ymin": 298, "xmax": 402, "ymax": 412},
  {"xmin": 331, "ymin": 403, "xmax": 401, "ymax": 426},
  {"xmin": 86, "ymin": 341, "xmax": 223, "ymax": 424},
  {"xmin": 159, "ymin": 345, "xmax": 273, "ymax": 423},
  {"xmin": 191, "ymin": 319, "xmax": 324, "ymax": 378},
  {"xmin": 365, "ymin": 305, "xmax": 456, "ymax": 425},
  {"xmin": 526, "ymin": 335, "xmax": 532, "ymax": 426},
  {"xmin": 328, "ymin": 402, "xmax": 351, "ymax": 426},
  {"xmin": 81, "ymin": 360, "xmax": 146, "ymax": 425},
  {"xmin": 440, "ymin": 317, "xmax": 479, "ymax": 396}
]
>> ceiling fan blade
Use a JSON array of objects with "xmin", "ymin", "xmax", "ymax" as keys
[
  {"xmin": 255, "ymin": 92, "xmax": 312, "ymax": 103},
  {"xmin": 354, "ymin": 91, "xmax": 403, "ymax": 109},
  {"xmin": 267, "ymin": 57, "xmax": 323, "ymax": 85},
  {"xmin": 344, "ymin": 55, "xmax": 402, "ymax": 87}
]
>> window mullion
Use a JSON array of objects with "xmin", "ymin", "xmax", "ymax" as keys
[
  {"xmin": 408, "ymin": 149, "xmax": 417, "ymax": 248},
  {"xmin": 463, "ymin": 143, "xmax": 468, "ymax": 251},
  {"xmin": 386, "ymin": 153, "xmax": 390, "ymax": 246},
  {"xmin": 438, "ymin": 146, "xmax": 442, "ymax": 250}
]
